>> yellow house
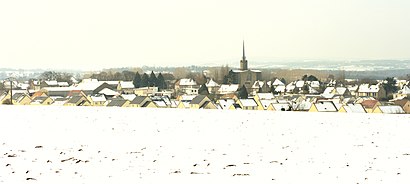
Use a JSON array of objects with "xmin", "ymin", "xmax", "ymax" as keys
[
  {"xmin": 361, "ymin": 100, "xmax": 381, "ymax": 113},
  {"xmin": 64, "ymin": 96, "xmax": 92, "ymax": 106},
  {"xmin": 394, "ymin": 99, "xmax": 410, "ymax": 114},
  {"xmin": 236, "ymin": 99, "xmax": 258, "ymax": 110},
  {"xmin": 12, "ymin": 93, "xmax": 32, "ymax": 105},
  {"xmin": 267, "ymin": 103, "xmax": 276, "ymax": 111},
  {"xmin": 90, "ymin": 95, "xmax": 107, "ymax": 106},
  {"xmin": 200, "ymin": 101, "xmax": 218, "ymax": 109},
  {"xmin": 30, "ymin": 96, "xmax": 54, "ymax": 105},
  {"xmin": 229, "ymin": 103, "xmax": 242, "ymax": 110},
  {"xmin": 0, "ymin": 92, "xmax": 12, "ymax": 105},
  {"xmin": 308, "ymin": 101, "xmax": 338, "ymax": 112},
  {"xmin": 373, "ymin": 105, "xmax": 405, "ymax": 114},
  {"xmin": 106, "ymin": 99, "xmax": 130, "ymax": 107},
  {"xmin": 338, "ymin": 104, "xmax": 366, "ymax": 113},
  {"xmin": 189, "ymin": 95, "xmax": 212, "ymax": 109},
  {"xmin": 129, "ymin": 96, "xmax": 157, "ymax": 108}
]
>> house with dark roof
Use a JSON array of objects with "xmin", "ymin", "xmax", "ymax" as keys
[
  {"xmin": 11, "ymin": 93, "xmax": 32, "ymax": 105},
  {"xmin": 394, "ymin": 99, "xmax": 410, "ymax": 114},
  {"xmin": 189, "ymin": 95, "xmax": 212, "ymax": 109},
  {"xmin": 30, "ymin": 96, "xmax": 54, "ymax": 105},
  {"xmin": 130, "ymin": 96, "xmax": 157, "ymax": 108},
  {"xmin": 64, "ymin": 95, "xmax": 92, "ymax": 106},
  {"xmin": 199, "ymin": 101, "xmax": 218, "ymax": 109},
  {"xmin": 106, "ymin": 98, "xmax": 130, "ymax": 107}
]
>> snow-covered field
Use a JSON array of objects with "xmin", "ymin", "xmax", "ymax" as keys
[{"xmin": 1, "ymin": 106, "xmax": 410, "ymax": 184}]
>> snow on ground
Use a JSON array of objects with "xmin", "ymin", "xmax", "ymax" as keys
[{"xmin": 1, "ymin": 106, "xmax": 410, "ymax": 184}]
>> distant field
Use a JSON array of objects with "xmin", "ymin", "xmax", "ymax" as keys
[{"xmin": 1, "ymin": 106, "xmax": 410, "ymax": 184}]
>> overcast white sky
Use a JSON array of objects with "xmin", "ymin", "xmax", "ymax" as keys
[{"xmin": 1, "ymin": 0, "xmax": 410, "ymax": 70}]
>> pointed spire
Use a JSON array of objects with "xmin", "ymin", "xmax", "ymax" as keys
[{"xmin": 242, "ymin": 40, "xmax": 246, "ymax": 60}]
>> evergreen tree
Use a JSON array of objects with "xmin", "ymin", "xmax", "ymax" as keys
[
  {"xmin": 198, "ymin": 84, "xmax": 209, "ymax": 95},
  {"xmin": 133, "ymin": 72, "xmax": 141, "ymax": 88},
  {"xmin": 141, "ymin": 73, "xmax": 149, "ymax": 87},
  {"xmin": 156, "ymin": 73, "xmax": 167, "ymax": 90},
  {"xmin": 383, "ymin": 77, "xmax": 398, "ymax": 95},
  {"xmin": 238, "ymin": 85, "xmax": 248, "ymax": 99},
  {"xmin": 149, "ymin": 71, "xmax": 157, "ymax": 87},
  {"xmin": 270, "ymin": 85, "xmax": 276, "ymax": 94}
]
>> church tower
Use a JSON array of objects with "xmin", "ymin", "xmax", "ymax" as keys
[{"xmin": 240, "ymin": 40, "xmax": 248, "ymax": 70}]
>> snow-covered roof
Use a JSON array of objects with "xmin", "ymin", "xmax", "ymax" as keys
[
  {"xmin": 179, "ymin": 79, "xmax": 197, "ymax": 86},
  {"xmin": 308, "ymin": 81, "xmax": 320, "ymax": 88},
  {"xmin": 98, "ymin": 88, "xmax": 120, "ymax": 96},
  {"xmin": 260, "ymin": 100, "xmax": 276, "ymax": 109},
  {"xmin": 179, "ymin": 95, "xmax": 196, "ymax": 101},
  {"xmin": 256, "ymin": 93, "xmax": 275, "ymax": 100},
  {"xmin": 44, "ymin": 81, "xmax": 58, "ymax": 86},
  {"xmin": 398, "ymin": 85, "xmax": 410, "ymax": 95},
  {"xmin": 295, "ymin": 81, "xmax": 305, "ymax": 88},
  {"xmin": 378, "ymin": 106, "xmax": 405, "ymax": 114},
  {"xmin": 206, "ymin": 79, "xmax": 219, "ymax": 87},
  {"xmin": 91, "ymin": 95, "xmax": 107, "ymax": 102},
  {"xmin": 335, "ymin": 87, "xmax": 348, "ymax": 95},
  {"xmin": 252, "ymin": 81, "xmax": 265, "ymax": 88},
  {"xmin": 238, "ymin": 99, "xmax": 258, "ymax": 107},
  {"xmin": 218, "ymin": 99, "xmax": 235, "ymax": 109},
  {"xmin": 358, "ymin": 84, "xmax": 381, "ymax": 93},
  {"xmin": 218, "ymin": 84, "xmax": 239, "ymax": 94},
  {"xmin": 154, "ymin": 100, "xmax": 168, "ymax": 107},
  {"xmin": 272, "ymin": 79, "xmax": 285, "ymax": 86},
  {"xmin": 44, "ymin": 87, "xmax": 77, "ymax": 92},
  {"xmin": 323, "ymin": 87, "xmax": 334, "ymax": 95},
  {"xmin": 119, "ymin": 81, "xmax": 135, "ymax": 89},
  {"xmin": 343, "ymin": 104, "xmax": 366, "ymax": 113},
  {"xmin": 58, "ymin": 82, "xmax": 69, "ymax": 87},
  {"xmin": 275, "ymin": 86, "xmax": 286, "ymax": 93},
  {"xmin": 231, "ymin": 70, "xmax": 244, "ymax": 73},
  {"xmin": 271, "ymin": 103, "xmax": 290, "ymax": 111},
  {"xmin": 121, "ymin": 94, "xmax": 136, "ymax": 101},
  {"xmin": 314, "ymin": 101, "xmax": 338, "ymax": 112},
  {"xmin": 251, "ymin": 70, "xmax": 262, "ymax": 73},
  {"xmin": 295, "ymin": 100, "xmax": 312, "ymax": 111}
]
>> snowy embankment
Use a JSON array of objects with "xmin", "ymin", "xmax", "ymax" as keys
[{"xmin": 1, "ymin": 106, "xmax": 410, "ymax": 184}]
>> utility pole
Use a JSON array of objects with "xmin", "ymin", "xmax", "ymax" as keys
[{"xmin": 5, "ymin": 77, "xmax": 15, "ymax": 105}]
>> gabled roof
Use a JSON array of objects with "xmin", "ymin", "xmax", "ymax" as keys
[
  {"xmin": 260, "ymin": 99, "xmax": 276, "ymax": 109},
  {"xmin": 66, "ymin": 96, "xmax": 85, "ymax": 104},
  {"xmin": 398, "ymin": 85, "xmax": 410, "ymax": 95},
  {"xmin": 256, "ymin": 93, "xmax": 275, "ymax": 100},
  {"xmin": 90, "ymin": 95, "xmax": 106, "ymax": 102},
  {"xmin": 358, "ymin": 84, "xmax": 382, "ymax": 93},
  {"xmin": 272, "ymin": 79, "xmax": 285, "ymax": 86},
  {"xmin": 31, "ymin": 96, "xmax": 50, "ymax": 103},
  {"xmin": 344, "ymin": 104, "xmax": 366, "ymax": 113},
  {"xmin": 206, "ymin": 79, "xmax": 219, "ymax": 87},
  {"xmin": 218, "ymin": 84, "xmax": 239, "ymax": 93},
  {"xmin": 238, "ymin": 99, "xmax": 258, "ymax": 107},
  {"xmin": 361, "ymin": 100, "xmax": 380, "ymax": 109},
  {"xmin": 44, "ymin": 81, "xmax": 58, "ymax": 86},
  {"xmin": 119, "ymin": 81, "xmax": 135, "ymax": 89},
  {"xmin": 314, "ymin": 101, "xmax": 338, "ymax": 112},
  {"xmin": 12, "ymin": 93, "xmax": 27, "ymax": 101},
  {"xmin": 130, "ymin": 96, "xmax": 150, "ymax": 105},
  {"xmin": 218, "ymin": 99, "xmax": 235, "ymax": 109},
  {"xmin": 378, "ymin": 106, "xmax": 405, "ymax": 114},
  {"xmin": 178, "ymin": 78, "xmax": 197, "ymax": 86},
  {"xmin": 121, "ymin": 94, "xmax": 137, "ymax": 101},
  {"xmin": 190, "ymin": 95, "xmax": 208, "ymax": 105},
  {"xmin": 98, "ymin": 88, "xmax": 119, "ymax": 96},
  {"xmin": 394, "ymin": 99, "xmax": 410, "ymax": 108},
  {"xmin": 107, "ymin": 99, "xmax": 129, "ymax": 107}
]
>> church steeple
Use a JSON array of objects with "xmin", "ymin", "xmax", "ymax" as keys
[{"xmin": 240, "ymin": 40, "xmax": 248, "ymax": 70}]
